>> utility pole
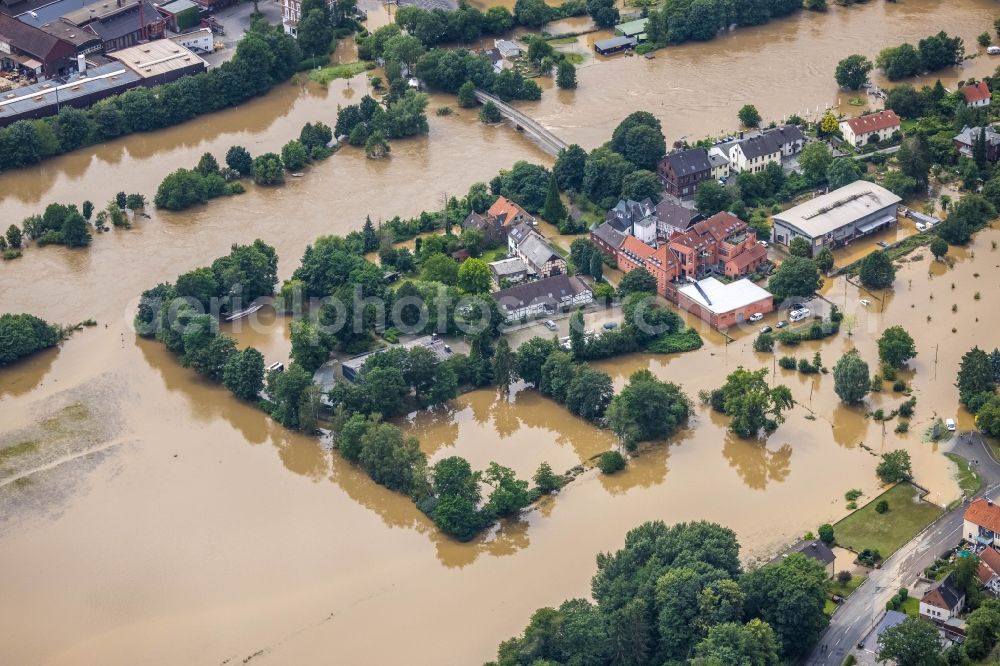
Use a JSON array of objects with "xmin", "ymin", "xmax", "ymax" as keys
[{"xmin": 934, "ymin": 343, "xmax": 939, "ymax": 380}]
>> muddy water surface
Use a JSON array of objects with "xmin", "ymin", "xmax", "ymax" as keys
[{"xmin": 2, "ymin": 2, "xmax": 999, "ymax": 663}]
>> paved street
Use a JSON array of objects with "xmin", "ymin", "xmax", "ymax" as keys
[{"xmin": 805, "ymin": 432, "xmax": 1000, "ymax": 665}]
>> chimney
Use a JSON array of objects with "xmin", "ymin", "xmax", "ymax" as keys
[{"xmin": 77, "ymin": 54, "xmax": 86, "ymax": 74}]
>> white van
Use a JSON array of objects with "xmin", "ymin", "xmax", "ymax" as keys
[{"xmin": 789, "ymin": 308, "xmax": 810, "ymax": 322}]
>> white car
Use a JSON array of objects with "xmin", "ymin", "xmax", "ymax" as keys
[
  {"xmin": 946, "ymin": 418, "xmax": 957, "ymax": 432},
  {"xmin": 789, "ymin": 307, "xmax": 810, "ymax": 322},
  {"xmin": 544, "ymin": 320, "xmax": 557, "ymax": 331},
  {"xmin": 915, "ymin": 222, "xmax": 927, "ymax": 232},
  {"xmin": 757, "ymin": 240, "xmax": 769, "ymax": 248},
  {"xmin": 749, "ymin": 312, "xmax": 764, "ymax": 322},
  {"xmin": 859, "ymin": 299, "xmax": 871, "ymax": 306}
]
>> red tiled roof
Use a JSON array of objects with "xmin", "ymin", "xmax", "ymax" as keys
[
  {"xmin": 728, "ymin": 243, "xmax": 768, "ymax": 270},
  {"xmin": 965, "ymin": 498, "xmax": 1000, "ymax": 534},
  {"xmin": 982, "ymin": 546, "xmax": 1000, "ymax": 574},
  {"xmin": 619, "ymin": 235, "xmax": 673, "ymax": 270},
  {"xmin": 842, "ymin": 110, "xmax": 901, "ymax": 136},
  {"xmin": 487, "ymin": 196, "xmax": 530, "ymax": 226},
  {"xmin": 671, "ymin": 211, "xmax": 747, "ymax": 251},
  {"xmin": 963, "ymin": 81, "xmax": 991, "ymax": 104}
]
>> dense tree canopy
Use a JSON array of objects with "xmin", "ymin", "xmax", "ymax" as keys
[{"xmin": 0, "ymin": 313, "xmax": 60, "ymax": 366}]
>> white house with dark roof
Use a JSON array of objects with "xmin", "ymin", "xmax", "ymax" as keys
[
  {"xmin": 766, "ymin": 124, "xmax": 806, "ymax": 156},
  {"xmin": 728, "ymin": 132, "xmax": 782, "ymax": 173},
  {"xmin": 494, "ymin": 275, "xmax": 592, "ymax": 322},
  {"xmin": 508, "ymin": 223, "xmax": 566, "ymax": 278},
  {"xmin": 920, "ymin": 574, "xmax": 965, "ymax": 624}
]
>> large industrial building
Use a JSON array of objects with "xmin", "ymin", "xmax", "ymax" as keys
[
  {"xmin": 0, "ymin": 38, "xmax": 206, "ymax": 125},
  {"xmin": 770, "ymin": 181, "xmax": 901, "ymax": 255}
]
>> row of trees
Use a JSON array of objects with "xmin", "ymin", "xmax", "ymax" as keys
[
  {"xmin": 832, "ymin": 327, "xmax": 916, "ymax": 405},
  {"xmin": 642, "ymin": 0, "xmax": 803, "ymax": 50},
  {"xmin": 0, "ymin": 313, "xmax": 61, "ymax": 366},
  {"xmin": 491, "ymin": 520, "xmax": 829, "ymax": 665},
  {"xmin": 876, "ymin": 31, "xmax": 964, "ymax": 81},
  {"xmin": 0, "ymin": 21, "xmax": 304, "ymax": 174}
]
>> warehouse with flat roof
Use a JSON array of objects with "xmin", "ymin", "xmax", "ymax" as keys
[
  {"xmin": 677, "ymin": 277, "xmax": 773, "ymax": 330},
  {"xmin": 771, "ymin": 180, "xmax": 901, "ymax": 255}
]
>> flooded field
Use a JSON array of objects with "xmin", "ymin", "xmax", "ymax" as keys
[{"xmin": 2, "ymin": 0, "xmax": 1000, "ymax": 663}]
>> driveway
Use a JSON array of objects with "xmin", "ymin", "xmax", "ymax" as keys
[{"xmin": 805, "ymin": 431, "xmax": 1000, "ymax": 665}]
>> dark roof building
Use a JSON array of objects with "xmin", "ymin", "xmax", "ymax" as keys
[
  {"xmin": 658, "ymin": 147, "xmax": 711, "ymax": 198},
  {"xmin": 655, "ymin": 198, "xmax": 700, "ymax": 235},
  {"xmin": 605, "ymin": 197, "xmax": 656, "ymax": 232},
  {"xmin": 954, "ymin": 125, "xmax": 1000, "ymax": 162},
  {"xmin": 594, "ymin": 35, "xmax": 636, "ymax": 55},
  {"xmin": 0, "ymin": 11, "xmax": 77, "ymax": 75},
  {"xmin": 736, "ymin": 132, "xmax": 782, "ymax": 160},
  {"xmin": 921, "ymin": 573, "xmax": 965, "ymax": 619},
  {"xmin": 35, "ymin": 18, "xmax": 102, "ymax": 54},
  {"xmin": 590, "ymin": 221, "xmax": 627, "ymax": 257},
  {"xmin": 63, "ymin": 0, "xmax": 164, "ymax": 52},
  {"xmin": 494, "ymin": 274, "xmax": 592, "ymax": 321}
]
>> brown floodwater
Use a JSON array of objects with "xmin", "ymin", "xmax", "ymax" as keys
[{"xmin": 2, "ymin": 2, "xmax": 999, "ymax": 663}]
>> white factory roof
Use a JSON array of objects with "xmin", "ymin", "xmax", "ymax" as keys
[
  {"xmin": 678, "ymin": 277, "xmax": 771, "ymax": 315},
  {"xmin": 773, "ymin": 180, "xmax": 901, "ymax": 238}
]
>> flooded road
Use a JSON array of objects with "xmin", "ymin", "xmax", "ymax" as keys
[{"xmin": 1, "ymin": 1, "xmax": 999, "ymax": 663}]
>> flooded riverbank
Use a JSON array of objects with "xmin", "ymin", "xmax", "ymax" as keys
[{"xmin": 2, "ymin": 1, "xmax": 999, "ymax": 663}]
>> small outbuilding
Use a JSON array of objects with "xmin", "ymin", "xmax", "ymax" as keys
[{"xmin": 594, "ymin": 35, "xmax": 636, "ymax": 55}]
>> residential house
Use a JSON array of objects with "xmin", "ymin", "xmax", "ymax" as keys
[
  {"xmin": 964, "ymin": 497, "xmax": 1000, "ymax": 548},
  {"xmin": 461, "ymin": 211, "xmax": 506, "ymax": 245},
  {"xmin": 494, "ymin": 274, "xmax": 592, "ymax": 322},
  {"xmin": 727, "ymin": 132, "xmax": 782, "ymax": 174},
  {"xmin": 778, "ymin": 540, "xmax": 836, "ymax": 578},
  {"xmin": 280, "ymin": 0, "xmax": 333, "ymax": 35},
  {"xmin": 962, "ymin": 80, "xmax": 991, "ymax": 108},
  {"xmin": 590, "ymin": 221, "xmax": 627, "ymax": 258},
  {"xmin": 655, "ymin": 198, "xmax": 700, "ymax": 237},
  {"xmin": 707, "ymin": 146, "xmax": 730, "ymax": 180},
  {"xmin": 920, "ymin": 573, "xmax": 965, "ymax": 624},
  {"xmin": 489, "ymin": 257, "xmax": 528, "ymax": 287},
  {"xmin": 658, "ymin": 147, "xmax": 712, "ymax": 198},
  {"xmin": 488, "ymin": 195, "xmax": 534, "ymax": 228},
  {"xmin": 605, "ymin": 198, "xmax": 657, "ymax": 243},
  {"xmin": 976, "ymin": 547, "xmax": 1000, "ymax": 596},
  {"xmin": 667, "ymin": 211, "xmax": 768, "ymax": 280},
  {"xmin": 766, "ymin": 124, "xmax": 806, "ymax": 157},
  {"xmin": 484, "ymin": 47, "xmax": 511, "ymax": 73},
  {"xmin": 677, "ymin": 277, "xmax": 774, "ymax": 329},
  {"xmin": 61, "ymin": 0, "xmax": 165, "ymax": 52},
  {"xmin": 0, "ymin": 12, "xmax": 76, "ymax": 76},
  {"xmin": 494, "ymin": 38, "xmax": 519, "ymax": 58},
  {"xmin": 508, "ymin": 223, "xmax": 566, "ymax": 278},
  {"xmin": 954, "ymin": 125, "xmax": 1000, "ymax": 163},
  {"xmin": 838, "ymin": 110, "xmax": 901, "ymax": 148}
]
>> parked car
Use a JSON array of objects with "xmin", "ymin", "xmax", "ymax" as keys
[
  {"xmin": 757, "ymin": 240, "xmax": 769, "ymax": 248},
  {"xmin": 544, "ymin": 319, "xmax": 557, "ymax": 331},
  {"xmin": 749, "ymin": 312, "xmax": 764, "ymax": 322},
  {"xmin": 603, "ymin": 321, "xmax": 619, "ymax": 330},
  {"xmin": 776, "ymin": 320, "xmax": 788, "ymax": 328},
  {"xmin": 789, "ymin": 307, "xmax": 810, "ymax": 322},
  {"xmin": 915, "ymin": 222, "xmax": 927, "ymax": 232},
  {"xmin": 876, "ymin": 240, "xmax": 889, "ymax": 248},
  {"xmin": 859, "ymin": 299, "xmax": 871, "ymax": 306},
  {"xmin": 760, "ymin": 325, "xmax": 772, "ymax": 333},
  {"xmin": 788, "ymin": 302, "xmax": 805, "ymax": 311},
  {"xmin": 946, "ymin": 418, "xmax": 957, "ymax": 432}
]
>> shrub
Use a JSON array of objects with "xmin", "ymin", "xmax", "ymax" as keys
[
  {"xmin": 892, "ymin": 379, "xmax": 906, "ymax": 392},
  {"xmin": 895, "ymin": 420, "xmax": 909, "ymax": 433},
  {"xmin": 858, "ymin": 548, "xmax": 882, "ymax": 567},
  {"xmin": 898, "ymin": 397, "xmax": 916, "ymax": 417},
  {"xmin": 818, "ymin": 523, "xmax": 834, "ymax": 545},
  {"xmin": 753, "ymin": 332, "xmax": 774, "ymax": 352},
  {"xmin": 875, "ymin": 499, "xmax": 889, "ymax": 513},
  {"xmin": 845, "ymin": 489, "xmax": 862, "ymax": 501},
  {"xmin": 837, "ymin": 570, "xmax": 853, "ymax": 585},
  {"xmin": 597, "ymin": 450, "xmax": 626, "ymax": 474},
  {"xmin": 778, "ymin": 356, "xmax": 797, "ymax": 369}
]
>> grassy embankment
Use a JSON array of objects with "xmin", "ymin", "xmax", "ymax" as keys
[{"xmin": 833, "ymin": 482, "xmax": 944, "ymax": 558}]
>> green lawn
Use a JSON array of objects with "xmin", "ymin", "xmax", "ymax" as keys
[
  {"xmin": 307, "ymin": 62, "xmax": 371, "ymax": 86},
  {"xmin": 945, "ymin": 452, "xmax": 984, "ymax": 496},
  {"xmin": 824, "ymin": 574, "xmax": 867, "ymax": 616},
  {"xmin": 899, "ymin": 596, "xmax": 919, "ymax": 617},
  {"xmin": 833, "ymin": 483, "xmax": 944, "ymax": 559}
]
